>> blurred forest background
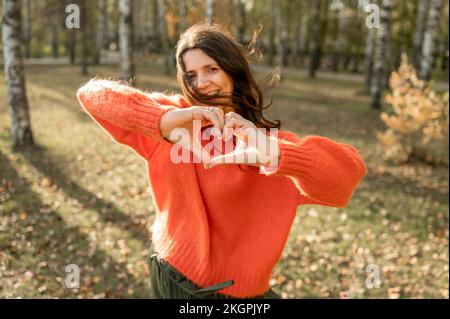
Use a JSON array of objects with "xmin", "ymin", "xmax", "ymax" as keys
[{"xmin": 0, "ymin": 0, "xmax": 448, "ymax": 298}]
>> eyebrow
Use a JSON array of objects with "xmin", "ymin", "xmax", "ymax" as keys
[{"xmin": 186, "ymin": 63, "xmax": 218, "ymax": 73}]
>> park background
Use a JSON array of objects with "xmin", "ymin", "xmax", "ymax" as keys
[{"xmin": 0, "ymin": 0, "xmax": 448, "ymax": 298}]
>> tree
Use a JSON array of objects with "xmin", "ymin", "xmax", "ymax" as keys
[
  {"xmin": 119, "ymin": 0, "xmax": 135, "ymax": 83},
  {"xmin": 298, "ymin": 0, "xmax": 310, "ymax": 66},
  {"xmin": 308, "ymin": 0, "xmax": 322, "ymax": 78},
  {"xmin": 267, "ymin": 0, "xmax": 276, "ymax": 66},
  {"xmin": 22, "ymin": 0, "xmax": 32, "ymax": 58},
  {"xmin": 2, "ymin": 0, "xmax": 34, "ymax": 150},
  {"xmin": 158, "ymin": 0, "xmax": 172, "ymax": 75},
  {"xmin": 178, "ymin": 0, "xmax": 187, "ymax": 34},
  {"xmin": 412, "ymin": 0, "xmax": 428, "ymax": 72},
  {"xmin": 420, "ymin": 0, "xmax": 443, "ymax": 81},
  {"xmin": 331, "ymin": 3, "xmax": 348, "ymax": 72},
  {"xmin": 274, "ymin": 0, "xmax": 286, "ymax": 77},
  {"xmin": 206, "ymin": 0, "xmax": 214, "ymax": 24},
  {"xmin": 80, "ymin": 0, "xmax": 88, "ymax": 75},
  {"xmin": 371, "ymin": 0, "xmax": 392, "ymax": 109},
  {"xmin": 364, "ymin": 27, "xmax": 376, "ymax": 94},
  {"xmin": 65, "ymin": 0, "xmax": 77, "ymax": 64},
  {"xmin": 236, "ymin": 0, "xmax": 245, "ymax": 44},
  {"xmin": 152, "ymin": 0, "xmax": 160, "ymax": 52},
  {"xmin": 95, "ymin": 0, "xmax": 108, "ymax": 64},
  {"xmin": 50, "ymin": 0, "xmax": 61, "ymax": 59}
]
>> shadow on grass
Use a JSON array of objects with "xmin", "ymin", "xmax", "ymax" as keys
[
  {"xmin": 0, "ymin": 148, "xmax": 152, "ymax": 298},
  {"xmin": 20, "ymin": 144, "xmax": 151, "ymax": 244}
]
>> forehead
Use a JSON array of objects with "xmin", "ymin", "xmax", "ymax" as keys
[{"xmin": 183, "ymin": 49, "xmax": 217, "ymax": 72}]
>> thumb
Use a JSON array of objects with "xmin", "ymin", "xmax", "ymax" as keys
[{"xmin": 207, "ymin": 153, "xmax": 235, "ymax": 168}]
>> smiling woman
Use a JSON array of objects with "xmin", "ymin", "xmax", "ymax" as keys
[
  {"xmin": 175, "ymin": 23, "xmax": 278, "ymax": 128},
  {"xmin": 76, "ymin": 22, "xmax": 367, "ymax": 299}
]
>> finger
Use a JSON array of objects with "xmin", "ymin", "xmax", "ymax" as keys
[
  {"xmin": 208, "ymin": 153, "xmax": 236, "ymax": 168},
  {"xmin": 210, "ymin": 107, "xmax": 224, "ymax": 138},
  {"xmin": 200, "ymin": 108, "xmax": 222, "ymax": 133},
  {"xmin": 223, "ymin": 118, "xmax": 243, "ymax": 141},
  {"xmin": 213, "ymin": 107, "xmax": 224, "ymax": 131}
]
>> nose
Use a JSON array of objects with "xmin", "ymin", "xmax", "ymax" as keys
[{"xmin": 196, "ymin": 74, "xmax": 210, "ymax": 91}]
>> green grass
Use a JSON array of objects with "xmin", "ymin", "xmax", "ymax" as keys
[{"xmin": 0, "ymin": 63, "xmax": 448, "ymax": 298}]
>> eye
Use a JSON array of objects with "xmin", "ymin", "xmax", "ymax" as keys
[
  {"xmin": 186, "ymin": 73, "xmax": 197, "ymax": 81},
  {"xmin": 208, "ymin": 67, "xmax": 219, "ymax": 73}
]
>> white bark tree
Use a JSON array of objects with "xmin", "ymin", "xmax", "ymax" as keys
[
  {"xmin": 371, "ymin": 0, "xmax": 392, "ymax": 109},
  {"xmin": 95, "ymin": 0, "xmax": 108, "ymax": 64},
  {"xmin": 2, "ymin": 0, "xmax": 34, "ymax": 149},
  {"xmin": 412, "ymin": 0, "xmax": 428, "ymax": 72},
  {"xmin": 119, "ymin": 0, "xmax": 135, "ymax": 83},
  {"xmin": 420, "ymin": 0, "xmax": 443, "ymax": 80},
  {"xmin": 206, "ymin": 0, "xmax": 214, "ymax": 24}
]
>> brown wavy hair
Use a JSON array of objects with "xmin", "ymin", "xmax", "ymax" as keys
[{"xmin": 175, "ymin": 23, "xmax": 280, "ymax": 129}]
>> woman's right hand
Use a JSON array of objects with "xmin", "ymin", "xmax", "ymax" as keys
[{"xmin": 160, "ymin": 106, "xmax": 225, "ymax": 141}]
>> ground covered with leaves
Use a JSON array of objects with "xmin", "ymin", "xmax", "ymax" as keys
[{"xmin": 0, "ymin": 63, "xmax": 448, "ymax": 298}]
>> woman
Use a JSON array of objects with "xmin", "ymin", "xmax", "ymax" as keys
[{"xmin": 76, "ymin": 23, "xmax": 367, "ymax": 299}]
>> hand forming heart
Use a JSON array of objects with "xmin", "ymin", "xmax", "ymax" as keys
[{"xmin": 160, "ymin": 107, "xmax": 280, "ymax": 170}]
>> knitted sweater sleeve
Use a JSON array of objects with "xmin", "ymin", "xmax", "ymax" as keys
[
  {"xmin": 261, "ymin": 130, "xmax": 367, "ymax": 208},
  {"xmin": 76, "ymin": 79, "xmax": 178, "ymax": 159}
]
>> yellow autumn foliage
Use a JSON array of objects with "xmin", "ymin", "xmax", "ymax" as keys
[{"xmin": 377, "ymin": 54, "xmax": 449, "ymax": 166}]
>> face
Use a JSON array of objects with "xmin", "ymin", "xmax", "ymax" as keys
[{"xmin": 183, "ymin": 49, "xmax": 234, "ymax": 107}]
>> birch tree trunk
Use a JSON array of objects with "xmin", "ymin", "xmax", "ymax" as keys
[
  {"xmin": 371, "ymin": 0, "xmax": 392, "ymax": 109},
  {"xmin": 206, "ymin": 0, "xmax": 214, "ymax": 24},
  {"xmin": 412, "ymin": 0, "xmax": 428, "ymax": 72},
  {"xmin": 2, "ymin": 0, "xmax": 34, "ymax": 150},
  {"xmin": 95, "ymin": 0, "xmax": 108, "ymax": 64},
  {"xmin": 364, "ymin": 26, "xmax": 375, "ymax": 94},
  {"xmin": 119, "ymin": 0, "xmax": 135, "ymax": 83},
  {"xmin": 420, "ymin": 0, "xmax": 443, "ymax": 80}
]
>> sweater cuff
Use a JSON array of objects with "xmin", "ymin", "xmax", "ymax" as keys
[
  {"xmin": 129, "ymin": 93, "xmax": 177, "ymax": 141},
  {"xmin": 260, "ymin": 139, "xmax": 316, "ymax": 179}
]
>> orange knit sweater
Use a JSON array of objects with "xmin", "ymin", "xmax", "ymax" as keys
[{"xmin": 76, "ymin": 79, "xmax": 367, "ymax": 298}]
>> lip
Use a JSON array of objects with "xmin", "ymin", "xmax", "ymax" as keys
[{"xmin": 205, "ymin": 90, "xmax": 220, "ymax": 96}]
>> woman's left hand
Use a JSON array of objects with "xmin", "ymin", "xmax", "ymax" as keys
[{"xmin": 206, "ymin": 112, "xmax": 280, "ymax": 169}]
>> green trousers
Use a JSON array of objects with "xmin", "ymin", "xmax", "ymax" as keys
[{"xmin": 148, "ymin": 252, "xmax": 281, "ymax": 299}]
